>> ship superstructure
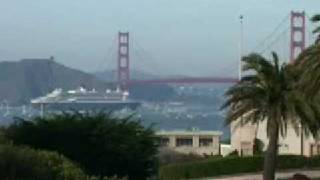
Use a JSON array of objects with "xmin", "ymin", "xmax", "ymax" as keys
[{"xmin": 31, "ymin": 87, "xmax": 140, "ymax": 112}]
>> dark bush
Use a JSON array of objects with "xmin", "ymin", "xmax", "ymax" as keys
[
  {"xmin": 159, "ymin": 155, "xmax": 320, "ymax": 180},
  {"xmin": 158, "ymin": 148, "xmax": 204, "ymax": 165},
  {"xmin": 0, "ymin": 144, "xmax": 86, "ymax": 180},
  {"xmin": 159, "ymin": 156, "xmax": 263, "ymax": 180},
  {"xmin": 306, "ymin": 155, "xmax": 320, "ymax": 167},
  {"xmin": 291, "ymin": 174, "xmax": 310, "ymax": 180},
  {"xmin": 277, "ymin": 155, "xmax": 307, "ymax": 169},
  {"xmin": 5, "ymin": 112, "xmax": 158, "ymax": 180},
  {"xmin": 253, "ymin": 138, "xmax": 264, "ymax": 155},
  {"xmin": 227, "ymin": 149, "xmax": 239, "ymax": 157},
  {"xmin": 89, "ymin": 176, "xmax": 128, "ymax": 180}
]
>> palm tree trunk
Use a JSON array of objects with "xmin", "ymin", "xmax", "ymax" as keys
[
  {"xmin": 301, "ymin": 129, "xmax": 304, "ymax": 156},
  {"xmin": 263, "ymin": 125, "xmax": 279, "ymax": 180}
]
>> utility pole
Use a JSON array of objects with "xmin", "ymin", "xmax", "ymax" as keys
[{"xmin": 239, "ymin": 15, "xmax": 244, "ymax": 81}]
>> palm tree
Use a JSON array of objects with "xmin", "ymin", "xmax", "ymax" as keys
[
  {"xmin": 222, "ymin": 52, "xmax": 317, "ymax": 180},
  {"xmin": 311, "ymin": 14, "xmax": 320, "ymax": 44},
  {"xmin": 295, "ymin": 14, "xmax": 320, "ymax": 95},
  {"xmin": 295, "ymin": 44, "xmax": 320, "ymax": 96}
]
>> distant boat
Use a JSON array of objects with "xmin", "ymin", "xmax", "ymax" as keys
[
  {"xmin": 31, "ymin": 87, "xmax": 141, "ymax": 112},
  {"xmin": 168, "ymin": 101, "xmax": 184, "ymax": 106}
]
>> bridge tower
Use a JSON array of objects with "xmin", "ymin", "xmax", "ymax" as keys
[
  {"xmin": 117, "ymin": 32, "xmax": 130, "ymax": 90},
  {"xmin": 290, "ymin": 11, "xmax": 306, "ymax": 62}
]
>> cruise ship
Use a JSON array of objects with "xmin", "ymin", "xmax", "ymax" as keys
[{"xmin": 31, "ymin": 87, "xmax": 141, "ymax": 112}]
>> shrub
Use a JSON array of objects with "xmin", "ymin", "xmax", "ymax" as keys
[
  {"xmin": 277, "ymin": 155, "xmax": 307, "ymax": 170},
  {"xmin": 5, "ymin": 112, "xmax": 158, "ymax": 180},
  {"xmin": 227, "ymin": 149, "xmax": 239, "ymax": 157},
  {"xmin": 159, "ymin": 156, "xmax": 263, "ymax": 180},
  {"xmin": 89, "ymin": 176, "xmax": 128, "ymax": 180},
  {"xmin": 253, "ymin": 138, "xmax": 264, "ymax": 155},
  {"xmin": 159, "ymin": 155, "xmax": 320, "ymax": 180},
  {"xmin": 0, "ymin": 144, "xmax": 86, "ymax": 180},
  {"xmin": 308, "ymin": 155, "xmax": 320, "ymax": 167},
  {"xmin": 158, "ymin": 148, "xmax": 205, "ymax": 165},
  {"xmin": 0, "ymin": 128, "xmax": 9, "ymax": 145}
]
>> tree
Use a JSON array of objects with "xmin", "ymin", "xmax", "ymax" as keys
[
  {"xmin": 222, "ymin": 52, "xmax": 317, "ymax": 180},
  {"xmin": 253, "ymin": 138, "xmax": 264, "ymax": 155},
  {"xmin": 0, "ymin": 144, "xmax": 86, "ymax": 180},
  {"xmin": 311, "ymin": 14, "xmax": 320, "ymax": 44},
  {"xmin": 5, "ymin": 112, "xmax": 158, "ymax": 180},
  {"xmin": 295, "ymin": 45, "xmax": 320, "ymax": 101},
  {"xmin": 295, "ymin": 14, "xmax": 320, "ymax": 96}
]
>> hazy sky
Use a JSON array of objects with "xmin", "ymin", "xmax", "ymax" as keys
[{"xmin": 0, "ymin": 0, "xmax": 318, "ymax": 77}]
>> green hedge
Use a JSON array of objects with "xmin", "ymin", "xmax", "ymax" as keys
[
  {"xmin": 0, "ymin": 144, "xmax": 86, "ymax": 180},
  {"xmin": 5, "ymin": 113, "xmax": 158, "ymax": 179},
  {"xmin": 159, "ymin": 155, "xmax": 320, "ymax": 180}
]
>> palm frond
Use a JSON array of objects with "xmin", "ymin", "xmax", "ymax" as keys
[
  {"xmin": 223, "ymin": 51, "xmax": 320, "ymax": 141},
  {"xmin": 313, "ymin": 26, "xmax": 320, "ymax": 34},
  {"xmin": 297, "ymin": 45, "xmax": 320, "ymax": 96},
  {"xmin": 311, "ymin": 14, "xmax": 320, "ymax": 22}
]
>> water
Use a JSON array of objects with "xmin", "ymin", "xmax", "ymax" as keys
[
  {"xmin": 138, "ymin": 102, "xmax": 230, "ymax": 139},
  {"xmin": 0, "ymin": 85, "xmax": 230, "ymax": 139}
]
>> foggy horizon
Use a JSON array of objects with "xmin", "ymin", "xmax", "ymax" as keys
[{"xmin": 0, "ymin": 0, "xmax": 318, "ymax": 77}]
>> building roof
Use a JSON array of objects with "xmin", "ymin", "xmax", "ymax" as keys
[{"xmin": 156, "ymin": 130, "xmax": 223, "ymax": 136}]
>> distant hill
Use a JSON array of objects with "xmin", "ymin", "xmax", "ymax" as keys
[
  {"xmin": 0, "ymin": 58, "xmax": 109, "ymax": 105},
  {"xmin": 0, "ymin": 59, "xmax": 176, "ymax": 105}
]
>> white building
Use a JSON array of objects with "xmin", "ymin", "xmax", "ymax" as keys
[
  {"xmin": 231, "ymin": 121, "xmax": 320, "ymax": 157},
  {"xmin": 156, "ymin": 130, "xmax": 222, "ymax": 156}
]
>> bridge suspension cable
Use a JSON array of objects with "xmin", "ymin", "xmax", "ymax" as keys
[
  {"xmin": 130, "ymin": 37, "xmax": 163, "ymax": 76},
  {"xmin": 251, "ymin": 12, "xmax": 311, "ymax": 64},
  {"xmin": 94, "ymin": 35, "xmax": 117, "ymax": 73},
  {"xmin": 259, "ymin": 27, "xmax": 290, "ymax": 55},
  {"xmin": 253, "ymin": 13, "xmax": 290, "ymax": 53}
]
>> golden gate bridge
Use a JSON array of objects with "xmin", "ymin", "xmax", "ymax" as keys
[{"xmin": 105, "ymin": 11, "xmax": 314, "ymax": 90}]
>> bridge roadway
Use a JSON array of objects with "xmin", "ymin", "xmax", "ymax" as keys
[{"xmin": 127, "ymin": 77, "xmax": 239, "ymax": 85}]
